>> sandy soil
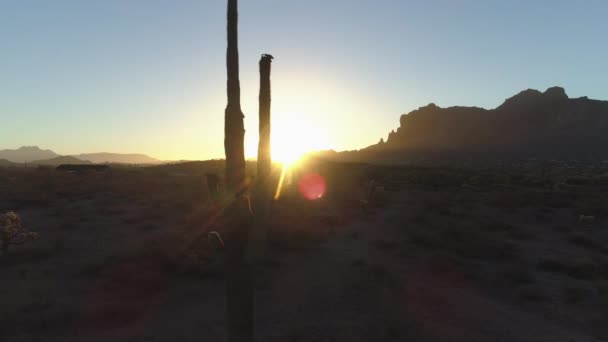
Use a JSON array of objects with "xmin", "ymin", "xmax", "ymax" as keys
[{"xmin": 2, "ymin": 165, "xmax": 608, "ymax": 342}]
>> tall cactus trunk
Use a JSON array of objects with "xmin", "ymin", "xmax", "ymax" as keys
[
  {"xmin": 257, "ymin": 54, "xmax": 273, "ymax": 180},
  {"xmin": 224, "ymin": 1, "xmax": 254, "ymax": 342},
  {"xmin": 245, "ymin": 54, "xmax": 274, "ymax": 263},
  {"xmin": 225, "ymin": 0, "xmax": 246, "ymax": 192}
]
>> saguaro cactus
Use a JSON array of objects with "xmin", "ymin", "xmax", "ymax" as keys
[
  {"xmin": 225, "ymin": 0, "xmax": 246, "ymax": 192},
  {"xmin": 223, "ymin": 1, "xmax": 254, "ymax": 342},
  {"xmin": 246, "ymin": 54, "xmax": 274, "ymax": 263},
  {"xmin": 257, "ymin": 54, "xmax": 274, "ymax": 180}
]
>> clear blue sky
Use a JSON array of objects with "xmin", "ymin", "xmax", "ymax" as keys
[{"xmin": 1, "ymin": 0, "xmax": 607, "ymax": 160}]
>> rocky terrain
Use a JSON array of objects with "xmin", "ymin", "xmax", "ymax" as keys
[{"xmin": 330, "ymin": 87, "xmax": 608, "ymax": 164}]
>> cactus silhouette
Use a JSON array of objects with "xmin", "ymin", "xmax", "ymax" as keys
[
  {"xmin": 223, "ymin": 1, "xmax": 254, "ymax": 342},
  {"xmin": 257, "ymin": 54, "xmax": 274, "ymax": 179}
]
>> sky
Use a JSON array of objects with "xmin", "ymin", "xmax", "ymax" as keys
[{"xmin": 1, "ymin": 0, "xmax": 607, "ymax": 161}]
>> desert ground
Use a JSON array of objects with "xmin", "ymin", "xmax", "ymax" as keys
[{"xmin": 1, "ymin": 159, "xmax": 608, "ymax": 342}]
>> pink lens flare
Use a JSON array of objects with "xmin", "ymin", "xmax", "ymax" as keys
[{"xmin": 298, "ymin": 173, "xmax": 326, "ymax": 200}]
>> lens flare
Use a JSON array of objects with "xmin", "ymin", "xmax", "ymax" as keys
[{"xmin": 298, "ymin": 173, "xmax": 326, "ymax": 200}]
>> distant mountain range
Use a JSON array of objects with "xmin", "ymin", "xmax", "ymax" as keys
[
  {"xmin": 75, "ymin": 152, "xmax": 160, "ymax": 164},
  {"xmin": 0, "ymin": 146, "xmax": 162, "ymax": 165},
  {"xmin": 31, "ymin": 156, "xmax": 92, "ymax": 165},
  {"xmin": 324, "ymin": 87, "xmax": 608, "ymax": 164},
  {"xmin": 0, "ymin": 159, "xmax": 17, "ymax": 167},
  {"xmin": 0, "ymin": 146, "xmax": 60, "ymax": 163}
]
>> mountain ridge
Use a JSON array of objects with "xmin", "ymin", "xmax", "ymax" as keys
[
  {"xmin": 76, "ymin": 153, "xmax": 161, "ymax": 164},
  {"xmin": 31, "ymin": 156, "xmax": 92, "ymax": 166},
  {"xmin": 329, "ymin": 86, "xmax": 608, "ymax": 163},
  {"xmin": 0, "ymin": 146, "xmax": 162, "ymax": 164}
]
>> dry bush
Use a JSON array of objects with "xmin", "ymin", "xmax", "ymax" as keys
[
  {"xmin": 506, "ymin": 227, "xmax": 536, "ymax": 241},
  {"xmin": 1, "ymin": 211, "xmax": 38, "ymax": 255},
  {"xmin": 596, "ymin": 280, "xmax": 608, "ymax": 298},
  {"xmin": 501, "ymin": 264, "xmax": 536, "ymax": 285},
  {"xmin": 563, "ymin": 285, "xmax": 591, "ymax": 304},
  {"xmin": 408, "ymin": 223, "xmax": 518, "ymax": 261},
  {"xmin": 553, "ymin": 224, "xmax": 573, "ymax": 233},
  {"xmin": 575, "ymin": 196, "xmax": 608, "ymax": 219},
  {"xmin": 538, "ymin": 257, "xmax": 597, "ymax": 280},
  {"xmin": 567, "ymin": 233, "xmax": 601, "ymax": 250},
  {"xmin": 487, "ymin": 190, "xmax": 575, "ymax": 210},
  {"xmin": 439, "ymin": 224, "xmax": 518, "ymax": 260},
  {"xmin": 566, "ymin": 176, "xmax": 594, "ymax": 186},
  {"xmin": 518, "ymin": 285, "xmax": 547, "ymax": 302}
]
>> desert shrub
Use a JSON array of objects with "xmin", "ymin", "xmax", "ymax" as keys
[
  {"xmin": 596, "ymin": 280, "xmax": 608, "ymax": 297},
  {"xmin": 563, "ymin": 285, "xmax": 590, "ymax": 304},
  {"xmin": 423, "ymin": 198, "xmax": 452, "ymax": 216},
  {"xmin": 408, "ymin": 230, "xmax": 440, "ymax": 247},
  {"xmin": 501, "ymin": 265, "xmax": 536, "ymax": 285},
  {"xmin": 269, "ymin": 227, "xmax": 329, "ymax": 250},
  {"xmin": 486, "ymin": 192, "xmax": 530, "ymax": 209},
  {"xmin": 507, "ymin": 227, "xmax": 536, "ymax": 241},
  {"xmin": 518, "ymin": 285, "xmax": 547, "ymax": 302},
  {"xmin": 80, "ymin": 245, "xmax": 179, "ymax": 289},
  {"xmin": 1, "ymin": 211, "xmax": 38, "ymax": 255},
  {"xmin": 567, "ymin": 233, "xmax": 599, "ymax": 250},
  {"xmin": 411, "ymin": 211, "xmax": 430, "ymax": 224},
  {"xmin": 352, "ymin": 258, "xmax": 367, "ymax": 268},
  {"xmin": 439, "ymin": 225, "xmax": 517, "ymax": 260},
  {"xmin": 566, "ymin": 176, "xmax": 593, "ymax": 186},
  {"xmin": 373, "ymin": 239, "xmax": 401, "ymax": 252},
  {"xmin": 424, "ymin": 251, "xmax": 463, "ymax": 273},
  {"xmin": 138, "ymin": 223, "xmax": 161, "ymax": 231},
  {"xmin": 369, "ymin": 263, "xmax": 393, "ymax": 281},
  {"xmin": 489, "ymin": 190, "xmax": 574, "ymax": 209},
  {"xmin": 409, "ymin": 224, "xmax": 517, "ymax": 260},
  {"xmin": 538, "ymin": 257, "xmax": 596, "ymax": 280},
  {"xmin": 575, "ymin": 196, "xmax": 608, "ymax": 218},
  {"xmin": 595, "ymin": 175, "xmax": 608, "ymax": 186},
  {"xmin": 553, "ymin": 224, "xmax": 572, "ymax": 233},
  {"xmin": 466, "ymin": 174, "xmax": 495, "ymax": 187},
  {"xmin": 482, "ymin": 222, "xmax": 514, "ymax": 232},
  {"xmin": 520, "ymin": 176, "xmax": 554, "ymax": 189}
]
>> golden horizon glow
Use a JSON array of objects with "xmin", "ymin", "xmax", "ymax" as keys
[{"xmin": 247, "ymin": 117, "xmax": 331, "ymax": 166}]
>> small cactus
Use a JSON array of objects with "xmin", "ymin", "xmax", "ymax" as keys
[{"xmin": 0, "ymin": 211, "xmax": 38, "ymax": 255}]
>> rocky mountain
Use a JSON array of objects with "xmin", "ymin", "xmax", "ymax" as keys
[
  {"xmin": 76, "ymin": 153, "xmax": 161, "ymax": 164},
  {"xmin": 31, "ymin": 156, "xmax": 91, "ymax": 166},
  {"xmin": 336, "ymin": 87, "xmax": 608, "ymax": 163},
  {"xmin": 0, "ymin": 146, "xmax": 60, "ymax": 163},
  {"xmin": 0, "ymin": 146, "xmax": 162, "ymax": 164}
]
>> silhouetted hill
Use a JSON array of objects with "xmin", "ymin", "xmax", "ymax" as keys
[
  {"xmin": 31, "ymin": 156, "xmax": 91, "ymax": 166},
  {"xmin": 0, "ymin": 146, "xmax": 60, "ymax": 163},
  {"xmin": 0, "ymin": 146, "xmax": 162, "ymax": 164},
  {"xmin": 76, "ymin": 153, "xmax": 161, "ymax": 164},
  {"xmin": 336, "ymin": 87, "xmax": 608, "ymax": 163},
  {"xmin": 0, "ymin": 159, "xmax": 17, "ymax": 167}
]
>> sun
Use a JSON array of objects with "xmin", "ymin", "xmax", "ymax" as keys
[
  {"xmin": 270, "ymin": 121, "xmax": 330, "ymax": 166},
  {"xmin": 244, "ymin": 117, "xmax": 331, "ymax": 166}
]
